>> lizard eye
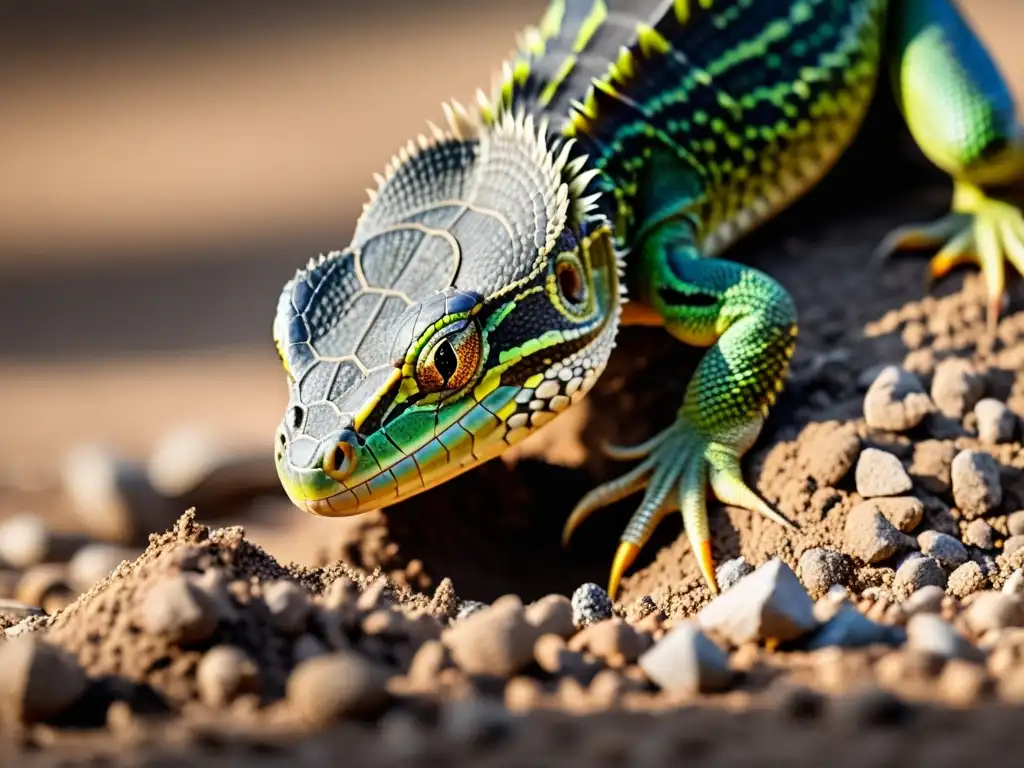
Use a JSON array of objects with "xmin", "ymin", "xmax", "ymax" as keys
[
  {"xmin": 554, "ymin": 251, "xmax": 589, "ymax": 309},
  {"xmin": 414, "ymin": 320, "xmax": 482, "ymax": 393}
]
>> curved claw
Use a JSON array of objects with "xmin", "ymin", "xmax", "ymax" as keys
[{"xmin": 876, "ymin": 187, "xmax": 1024, "ymax": 335}]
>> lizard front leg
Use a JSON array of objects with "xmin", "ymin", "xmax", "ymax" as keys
[
  {"xmin": 562, "ymin": 220, "xmax": 799, "ymax": 598},
  {"xmin": 877, "ymin": 0, "xmax": 1024, "ymax": 331}
]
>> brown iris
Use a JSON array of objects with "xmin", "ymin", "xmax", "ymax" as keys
[{"xmin": 414, "ymin": 321, "xmax": 482, "ymax": 393}]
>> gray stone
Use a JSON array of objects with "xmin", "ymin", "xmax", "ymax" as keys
[
  {"xmin": 855, "ymin": 448, "xmax": 913, "ymax": 498},
  {"xmin": 871, "ymin": 497, "xmax": 925, "ymax": 533},
  {"xmin": 137, "ymin": 575, "xmax": 218, "ymax": 644},
  {"xmin": 263, "ymin": 579, "xmax": 311, "ymax": 635},
  {"xmin": 0, "ymin": 637, "xmax": 88, "ymax": 723},
  {"xmin": 570, "ymin": 583, "xmax": 614, "ymax": 629},
  {"xmin": 697, "ymin": 559, "xmax": 818, "ymax": 645},
  {"xmin": 917, "ymin": 530, "xmax": 967, "ymax": 570},
  {"xmin": 1003, "ymin": 570, "xmax": 1024, "ymax": 596},
  {"xmin": 961, "ymin": 591, "xmax": 1024, "ymax": 635},
  {"xmin": 974, "ymin": 399, "xmax": 1018, "ymax": 443},
  {"xmin": 905, "ymin": 614, "xmax": 983, "ymax": 662},
  {"xmin": 893, "ymin": 556, "xmax": 947, "ymax": 600},
  {"xmin": 963, "ymin": 519, "xmax": 996, "ymax": 550},
  {"xmin": 1008, "ymin": 511, "xmax": 1024, "ymax": 537},
  {"xmin": 843, "ymin": 502, "xmax": 917, "ymax": 564},
  {"xmin": 715, "ymin": 557, "xmax": 754, "ymax": 593},
  {"xmin": 947, "ymin": 561, "xmax": 987, "ymax": 599},
  {"xmin": 863, "ymin": 365, "xmax": 934, "ymax": 432},
  {"xmin": 901, "ymin": 585, "xmax": 946, "ymax": 616},
  {"xmin": 804, "ymin": 604, "xmax": 905, "ymax": 650},
  {"xmin": 638, "ymin": 620, "xmax": 733, "ymax": 694},
  {"xmin": 196, "ymin": 645, "xmax": 260, "ymax": 708},
  {"xmin": 798, "ymin": 548, "xmax": 852, "ymax": 599},
  {"xmin": 951, "ymin": 450, "xmax": 1002, "ymax": 520},
  {"xmin": 930, "ymin": 358, "xmax": 985, "ymax": 419}
]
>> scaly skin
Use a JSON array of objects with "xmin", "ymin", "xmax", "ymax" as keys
[{"xmin": 273, "ymin": 0, "xmax": 1024, "ymax": 599}]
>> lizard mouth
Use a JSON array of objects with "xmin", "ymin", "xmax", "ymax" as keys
[{"xmin": 274, "ymin": 384, "xmax": 523, "ymax": 517}]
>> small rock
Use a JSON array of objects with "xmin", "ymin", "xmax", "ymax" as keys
[
  {"xmin": 287, "ymin": 652, "xmax": 391, "ymax": 723},
  {"xmin": 863, "ymin": 366, "xmax": 934, "ymax": 431},
  {"xmin": 716, "ymin": 557, "xmax": 754, "ymax": 592},
  {"xmin": 798, "ymin": 548, "xmax": 852, "ymax": 599},
  {"xmin": 893, "ymin": 557, "xmax": 947, "ymax": 600},
  {"xmin": 964, "ymin": 519, "xmax": 996, "ymax": 550},
  {"xmin": 524, "ymin": 594, "xmax": 575, "ymax": 638},
  {"xmin": 1003, "ymin": 570, "xmax": 1024, "ymax": 595},
  {"xmin": 407, "ymin": 641, "xmax": 450, "ymax": 686},
  {"xmin": 951, "ymin": 450, "xmax": 1002, "ymax": 520},
  {"xmin": 901, "ymin": 585, "xmax": 946, "ymax": 616},
  {"xmin": 568, "ymin": 617, "xmax": 648, "ymax": 667},
  {"xmin": 1005, "ymin": 536, "xmax": 1024, "ymax": 556},
  {"xmin": 697, "ymin": 559, "xmax": 818, "ymax": 645},
  {"xmin": 917, "ymin": 530, "xmax": 967, "ymax": 570},
  {"xmin": 905, "ymin": 614, "xmax": 983, "ymax": 662},
  {"xmin": 843, "ymin": 502, "xmax": 917, "ymax": 564},
  {"xmin": 931, "ymin": 357, "xmax": 985, "ymax": 419},
  {"xmin": 871, "ymin": 497, "xmax": 924, "ymax": 533},
  {"xmin": 1008, "ymin": 511, "xmax": 1024, "ymax": 537},
  {"xmin": 947, "ymin": 561, "xmax": 987, "ymax": 599},
  {"xmin": 146, "ymin": 423, "xmax": 229, "ymax": 497},
  {"xmin": 804, "ymin": 604, "xmax": 905, "ymax": 650},
  {"xmin": 855, "ymin": 448, "xmax": 913, "ymax": 498},
  {"xmin": 66, "ymin": 543, "xmax": 137, "ymax": 593},
  {"xmin": 627, "ymin": 595, "xmax": 659, "ymax": 624},
  {"xmin": 0, "ymin": 514, "xmax": 87, "ymax": 570},
  {"xmin": 570, "ymin": 583, "xmax": 614, "ymax": 629},
  {"xmin": 803, "ymin": 428, "xmax": 861, "ymax": 485},
  {"xmin": 263, "ymin": 580, "xmax": 311, "ymax": 635},
  {"xmin": 961, "ymin": 591, "xmax": 1024, "ymax": 635},
  {"xmin": 196, "ymin": 645, "xmax": 260, "ymax": 708},
  {"xmin": 638, "ymin": 620, "xmax": 733, "ymax": 695},
  {"xmin": 443, "ymin": 595, "xmax": 541, "ymax": 677},
  {"xmin": 974, "ymin": 399, "xmax": 1018, "ymax": 443},
  {"xmin": 137, "ymin": 575, "xmax": 218, "ymax": 644},
  {"xmin": 0, "ymin": 637, "xmax": 88, "ymax": 723},
  {"xmin": 908, "ymin": 440, "xmax": 956, "ymax": 494},
  {"xmin": 455, "ymin": 600, "xmax": 487, "ymax": 621},
  {"xmin": 533, "ymin": 634, "xmax": 597, "ymax": 683}
]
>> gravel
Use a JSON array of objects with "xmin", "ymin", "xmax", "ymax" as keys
[
  {"xmin": 862, "ymin": 366, "xmax": 934, "ymax": 431},
  {"xmin": 951, "ymin": 450, "xmax": 1003, "ymax": 519},
  {"xmin": 854, "ymin": 448, "xmax": 914, "ymax": 498},
  {"xmin": 638, "ymin": 620, "xmax": 733, "ymax": 695},
  {"xmin": 570, "ymin": 583, "xmax": 614, "ymax": 629}
]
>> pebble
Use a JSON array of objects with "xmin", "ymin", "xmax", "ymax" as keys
[
  {"xmin": 869, "ymin": 497, "xmax": 924, "ymax": 533},
  {"xmin": 974, "ymin": 399, "xmax": 1018, "ymax": 443},
  {"xmin": 854, "ymin": 448, "xmax": 913, "ymax": 498},
  {"xmin": 716, "ymin": 557, "xmax": 754, "ymax": 592},
  {"xmin": 803, "ymin": 428, "xmax": 861, "ymax": 485},
  {"xmin": 137, "ymin": 575, "xmax": 218, "ymax": 644},
  {"xmin": 930, "ymin": 357, "xmax": 985, "ymax": 419},
  {"xmin": 523, "ymin": 594, "xmax": 575, "ymax": 638},
  {"xmin": 533, "ymin": 634, "xmax": 598, "ymax": 684},
  {"xmin": 443, "ymin": 595, "xmax": 541, "ymax": 678},
  {"xmin": 797, "ymin": 548, "xmax": 852, "ymax": 599},
  {"xmin": 637, "ymin": 620, "xmax": 733, "ymax": 695},
  {"xmin": 862, "ymin": 366, "xmax": 934, "ymax": 431},
  {"xmin": 917, "ymin": 530, "xmax": 967, "ymax": 570},
  {"xmin": 570, "ymin": 583, "xmax": 614, "ymax": 629},
  {"xmin": 146, "ymin": 423, "xmax": 229, "ymax": 498},
  {"xmin": 16, "ymin": 565, "xmax": 75, "ymax": 614},
  {"xmin": 893, "ymin": 557, "xmax": 947, "ymax": 600},
  {"xmin": 0, "ymin": 637, "xmax": 88, "ymax": 723},
  {"xmin": 1008, "ymin": 511, "xmax": 1024, "ymax": 537},
  {"xmin": 961, "ymin": 591, "xmax": 1024, "ymax": 635},
  {"xmin": 947, "ymin": 561, "xmax": 987, "ymax": 599},
  {"xmin": 951, "ymin": 450, "xmax": 1002, "ymax": 520},
  {"xmin": 905, "ymin": 614, "xmax": 983, "ymax": 662},
  {"xmin": 908, "ymin": 440, "xmax": 955, "ymax": 494},
  {"xmin": 963, "ymin": 519, "xmax": 996, "ymax": 550},
  {"xmin": 901, "ymin": 585, "xmax": 947, "ymax": 616},
  {"xmin": 287, "ymin": 651, "xmax": 391, "ymax": 723},
  {"xmin": 842, "ymin": 501, "xmax": 916, "ymax": 564},
  {"xmin": 263, "ymin": 579, "xmax": 311, "ymax": 635},
  {"xmin": 627, "ymin": 595, "xmax": 659, "ymax": 624},
  {"xmin": 1003, "ymin": 570, "xmax": 1024, "ymax": 596},
  {"xmin": 0, "ymin": 514, "xmax": 87, "ymax": 570},
  {"xmin": 1005, "ymin": 536, "xmax": 1024, "ymax": 556},
  {"xmin": 568, "ymin": 617, "xmax": 649, "ymax": 667},
  {"xmin": 61, "ymin": 443, "xmax": 174, "ymax": 546},
  {"xmin": 697, "ymin": 559, "xmax": 818, "ymax": 645},
  {"xmin": 66, "ymin": 543, "xmax": 137, "ymax": 593},
  {"xmin": 196, "ymin": 645, "xmax": 260, "ymax": 708},
  {"xmin": 804, "ymin": 604, "xmax": 905, "ymax": 650}
]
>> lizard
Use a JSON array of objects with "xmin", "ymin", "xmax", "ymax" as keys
[{"xmin": 272, "ymin": 0, "xmax": 1024, "ymax": 599}]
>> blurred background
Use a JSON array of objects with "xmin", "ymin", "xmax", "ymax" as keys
[{"xmin": 0, "ymin": 1, "xmax": 1020, "ymax": 563}]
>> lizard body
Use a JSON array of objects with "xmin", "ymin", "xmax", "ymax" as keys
[{"xmin": 273, "ymin": 0, "xmax": 1024, "ymax": 597}]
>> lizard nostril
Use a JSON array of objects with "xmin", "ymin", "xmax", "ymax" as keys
[
  {"xmin": 288, "ymin": 405, "xmax": 305, "ymax": 429},
  {"xmin": 322, "ymin": 431, "xmax": 359, "ymax": 481}
]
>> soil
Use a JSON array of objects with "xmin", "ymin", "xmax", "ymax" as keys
[{"xmin": 4, "ymin": 8, "xmax": 1024, "ymax": 764}]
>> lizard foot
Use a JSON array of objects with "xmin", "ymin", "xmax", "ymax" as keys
[
  {"xmin": 874, "ymin": 183, "xmax": 1024, "ymax": 334},
  {"xmin": 561, "ymin": 416, "xmax": 798, "ymax": 599}
]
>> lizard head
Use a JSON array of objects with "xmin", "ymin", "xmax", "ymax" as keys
[{"xmin": 272, "ymin": 104, "xmax": 624, "ymax": 516}]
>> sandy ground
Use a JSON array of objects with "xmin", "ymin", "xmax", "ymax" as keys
[{"xmin": 1, "ymin": 2, "xmax": 1024, "ymax": 763}]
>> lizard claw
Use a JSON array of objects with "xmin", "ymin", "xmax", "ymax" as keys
[
  {"xmin": 875, "ymin": 185, "xmax": 1024, "ymax": 335},
  {"xmin": 563, "ymin": 417, "xmax": 797, "ymax": 599}
]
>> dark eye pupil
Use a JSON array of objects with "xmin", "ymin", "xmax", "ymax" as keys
[
  {"xmin": 558, "ymin": 262, "xmax": 585, "ymax": 304},
  {"xmin": 435, "ymin": 339, "xmax": 458, "ymax": 384}
]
